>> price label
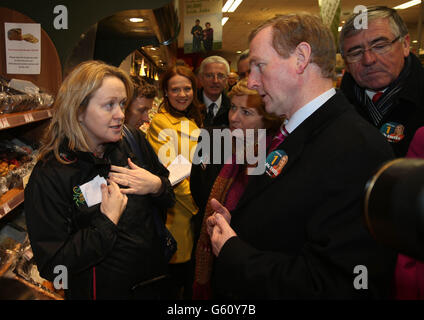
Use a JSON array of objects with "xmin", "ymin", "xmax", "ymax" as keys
[
  {"xmin": 2, "ymin": 202, "xmax": 11, "ymax": 215},
  {"xmin": 2, "ymin": 118, "xmax": 10, "ymax": 128}
]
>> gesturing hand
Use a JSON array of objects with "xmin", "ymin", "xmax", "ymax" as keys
[
  {"xmin": 100, "ymin": 180, "xmax": 128, "ymax": 225},
  {"xmin": 108, "ymin": 158, "xmax": 162, "ymax": 195},
  {"xmin": 206, "ymin": 213, "xmax": 237, "ymax": 257},
  {"xmin": 209, "ymin": 198, "xmax": 231, "ymax": 224}
]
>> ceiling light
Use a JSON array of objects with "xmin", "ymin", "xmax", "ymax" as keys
[
  {"xmin": 222, "ymin": 17, "xmax": 229, "ymax": 26},
  {"xmin": 222, "ymin": 0, "xmax": 234, "ymax": 12},
  {"xmin": 228, "ymin": 0, "xmax": 243, "ymax": 12},
  {"xmin": 393, "ymin": 0, "xmax": 421, "ymax": 10},
  {"xmin": 413, "ymin": 40, "xmax": 418, "ymax": 43},
  {"xmin": 338, "ymin": 26, "xmax": 342, "ymax": 32},
  {"xmin": 236, "ymin": 50, "xmax": 242, "ymax": 54},
  {"xmin": 129, "ymin": 17, "xmax": 144, "ymax": 23}
]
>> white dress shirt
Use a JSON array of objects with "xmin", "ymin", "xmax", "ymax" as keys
[
  {"xmin": 203, "ymin": 93, "xmax": 222, "ymax": 117},
  {"xmin": 285, "ymin": 88, "xmax": 336, "ymax": 134}
]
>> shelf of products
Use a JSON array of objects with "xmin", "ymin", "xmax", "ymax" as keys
[
  {"xmin": 0, "ymin": 108, "xmax": 53, "ymax": 131},
  {"xmin": 0, "ymin": 82, "xmax": 55, "ymax": 300},
  {"xmin": 0, "ymin": 188, "xmax": 24, "ymax": 220}
]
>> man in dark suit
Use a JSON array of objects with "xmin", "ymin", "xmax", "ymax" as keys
[
  {"xmin": 205, "ymin": 13, "xmax": 397, "ymax": 299},
  {"xmin": 339, "ymin": 6, "xmax": 424, "ymax": 157},
  {"xmin": 198, "ymin": 55, "xmax": 231, "ymax": 127}
]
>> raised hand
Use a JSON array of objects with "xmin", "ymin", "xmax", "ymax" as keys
[{"xmin": 108, "ymin": 158, "xmax": 162, "ymax": 195}]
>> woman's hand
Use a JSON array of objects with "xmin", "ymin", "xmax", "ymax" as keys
[
  {"xmin": 100, "ymin": 180, "xmax": 128, "ymax": 225},
  {"xmin": 108, "ymin": 158, "xmax": 162, "ymax": 195}
]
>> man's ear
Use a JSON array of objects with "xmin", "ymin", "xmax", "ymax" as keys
[
  {"xmin": 294, "ymin": 42, "xmax": 312, "ymax": 74},
  {"xmin": 402, "ymin": 34, "xmax": 411, "ymax": 57}
]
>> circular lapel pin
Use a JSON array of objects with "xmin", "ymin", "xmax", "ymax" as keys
[
  {"xmin": 380, "ymin": 122, "xmax": 405, "ymax": 143},
  {"xmin": 265, "ymin": 149, "xmax": 288, "ymax": 178}
]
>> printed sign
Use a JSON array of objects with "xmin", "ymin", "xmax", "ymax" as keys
[{"xmin": 5, "ymin": 22, "xmax": 41, "ymax": 74}]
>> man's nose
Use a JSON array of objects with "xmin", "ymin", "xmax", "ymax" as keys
[
  {"xmin": 361, "ymin": 49, "xmax": 377, "ymax": 66},
  {"xmin": 247, "ymin": 72, "xmax": 259, "ymax": 90}
]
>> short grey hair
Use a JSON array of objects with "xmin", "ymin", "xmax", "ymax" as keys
[
  {"xmin": 199, "ymin": 55, "xmax": 230, "ymax": 75},
  {"xmin": 340, "ymin": 6, "xmax": 409, "ymax": 56}
]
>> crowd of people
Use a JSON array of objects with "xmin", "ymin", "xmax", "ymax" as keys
[{"xmin": 24, "ymin": 6, "xmax": 424, "ymax": 300}]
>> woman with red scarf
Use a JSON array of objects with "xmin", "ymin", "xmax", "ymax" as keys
[{"xmin": 190, "ymin": 79, "xmax": 283, "ymax": 299}]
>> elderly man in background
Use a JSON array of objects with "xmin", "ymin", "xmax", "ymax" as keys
[
  {"xmin": 340, "ymin": 6, "xmax": 424, "ymax": 157},
  {"xmin": 198, "ymin": 55, "xmax": 231, "ymax": 127}
]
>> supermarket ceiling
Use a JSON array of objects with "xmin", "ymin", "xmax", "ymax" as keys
[{"xmin": 218, "ymin": 0, "xmax": 423, "ymax": 56}]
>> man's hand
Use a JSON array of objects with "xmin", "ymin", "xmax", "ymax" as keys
[
  {"xmin": 207, "ymin": 213, "xmax": 237, "ymax": 257},
  {"xmin": 209, "ymin": 198, "xmax": 231, "ymax": 224}
]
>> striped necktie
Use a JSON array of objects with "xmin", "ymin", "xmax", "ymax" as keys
[{"xmin": 269, "ymin": 125, "xmax": 289, "ymax": 152}]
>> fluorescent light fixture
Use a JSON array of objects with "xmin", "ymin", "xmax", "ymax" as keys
[
  {"xmin": 129, "ymin": 17, "xmax": 144, "ymax": 23},
  {"xmin": 393, "ymin": 0, "xmax": 421, "ymax": 10},
  {"xmin": 222, "ymin": 17, "xmax": 229, "ymax": 26},
  {"xmin": 222, "ymin": 0, "xmax": 234, "ymax": 12},
  {"xmin": 228, "ymin": 0, "xmax": 243, "ymax": 12}
]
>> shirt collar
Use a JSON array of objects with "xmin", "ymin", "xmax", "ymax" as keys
[
  {"xmin": 203, "ymin": 92, "xmax": 222, "ymax": 110},
  {"xmin": 285, "ymin": 88, "xmax": 336, "ymax": 133},
  {"xmin": 365, "ymin": 88, "xmax": 387, "ymax": 101}
]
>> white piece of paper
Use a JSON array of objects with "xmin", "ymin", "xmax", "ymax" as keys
[
  {"xmin": 167, "ymin": 154, "xmax": 192, "ymax": 186},
  {"xmin": 79, "ymin": 175, "xmax": 107, "ymax": 207},
  {"xmin": 5, "ymin": 22, "xmax": 41, "ymax": 74}
]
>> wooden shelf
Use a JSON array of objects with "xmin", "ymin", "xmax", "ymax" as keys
[
  {"xmin": 0, "ymin": 188, "xmax": 24, "ymax": 220},
  {"xmin": 0, "ymin": 108, "xmax": 53, "ymax": 130},
  {"xmin": 13, "ymin": 274, "xmax": 64, "ymax": 300}
]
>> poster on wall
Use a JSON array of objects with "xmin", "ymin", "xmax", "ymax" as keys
[
  {"xmin": 4, "ymin": 22, "xmax": 41, "ymax": 74},
  {"xmin": 184, "ymin": 0, "xmax": 222, "ymax": 54}
]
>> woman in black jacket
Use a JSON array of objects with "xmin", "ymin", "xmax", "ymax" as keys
[{"xmin": 24, "ymin": 60, "xmax": 175, "ymax": 300}]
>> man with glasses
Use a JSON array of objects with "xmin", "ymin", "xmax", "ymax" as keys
[
  {"xmin": 340, "ymin": 6, "xmax": 424, "ymax": 157},
  {"xmin": 198, "ymin": 55, "xmax": 231, "ymax": 127}
]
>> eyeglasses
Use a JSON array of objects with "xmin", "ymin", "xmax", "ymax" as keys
[
  {"xmin": 203, "ymin": 73, "xmax": 227, "ymax": 80},
  {"xmin": 344, "ymin": 36, "xmax": 401, "ymax": 63}
]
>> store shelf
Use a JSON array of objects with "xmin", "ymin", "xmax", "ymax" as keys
[
  {"xmin": 0, "ymin": 108, "xmax": 53, "ymax": 130},
  {"xmin": 13, "ymin": 274, "xmax": 64, "ymax": 300},
  {"xmin": 0, "ymin": 188, "xmax": 24, "ymax": 220}
]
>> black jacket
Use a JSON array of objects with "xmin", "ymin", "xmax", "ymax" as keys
[
  {"xmin": 24, "ymin": 127, "xmax": 175, "ymax": 299},
  {"xmin": 213, "ymin": 92, "xmax": 397, "ymax": 299},
  {"xmin": 198, "ymin": 89, "xmax": 231, "ymax": 128},
  {"xmin": 341, "ymin": 53, "xmax": 424, "ymax": 157}
]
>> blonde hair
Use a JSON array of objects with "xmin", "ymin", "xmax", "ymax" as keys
[
  {"xmin": 39, "ymin": 60, "xmax": 133, "ymax": 163},
  {"xmin": 228, "ymin": 79, "xmax": 283, "ymax": 132}
]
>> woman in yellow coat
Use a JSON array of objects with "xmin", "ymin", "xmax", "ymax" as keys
[{"xmin": 146, "ymin": 65, "xmax": 203, "ymax": 299}]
